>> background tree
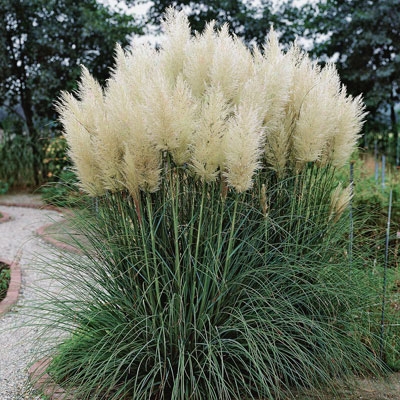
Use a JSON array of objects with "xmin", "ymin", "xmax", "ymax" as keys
[
  {"xmin": 0, "ymin": 0, "xmax": 140, "ymax": 185},
  {"xmin": 128, "ymin": 0, "xmax": 293, "ymax": 46},
  {"xmin": 299, "ymin": 0, "xmax": 400, "ymax": 163}
]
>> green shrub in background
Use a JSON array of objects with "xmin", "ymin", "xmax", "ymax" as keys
[
  {"xmin": 0, "ymin": 180, "xmax": 9, "ymax": 195},
  {"xmin": 352, "ymin": 155, "xmax": 399, "ymax": 226},
  {"xmin": 0, "ymin": 120, "xmax": 37, "ymax": 190},
  {"xmin": 42, "ymin": 135, "xmax": 70, "ymax": 181},
  {"xmin": 0, "ymin": 263, "xmax": 10, "ymax": 302},
  {"xmin": 0, "ymin": 116, "xmax": 72, "ymax": 192},
  {"xmin": 356, "ymin": 161, "xmax": 400, "ymax": 371},
  {"xmin": 336, "ymin": 153, "xmax": 399, "ymax": 267},
  {"xmin": 355, "ymin": 171, "xmax": 399, "ymax": 270},
  {"xmin": 32, "ymin": 9, "xmax": 390, "ymax": 400},
  {"xmin": 40, "ymin": 169, "xmax": 87, "ymax": 208},
  {"xmin": 380, "ymin": 267, "xmax": 400, "ymax": 370},
  {"xmin": 39, "ymin": 135, "xmax": 85, "ymax": 207}
]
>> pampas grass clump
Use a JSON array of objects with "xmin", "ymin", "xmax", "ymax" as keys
[{"xmin": 33, "ymin": 8, "xmax": 385, "ymax": 400}]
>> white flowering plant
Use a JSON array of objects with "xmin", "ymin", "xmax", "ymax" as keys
[{"xmin": 34, "ymin": 9, "xmax": 386, "ymax": 400}]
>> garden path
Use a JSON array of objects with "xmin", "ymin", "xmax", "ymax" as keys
[{"xmin": 0, "ymin": 196, "xmax": 64, "ymax": 399}]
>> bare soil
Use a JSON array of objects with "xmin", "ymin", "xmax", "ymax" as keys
[
  {"xmin": 0, "ymin": 191, "xmax": 45, "ymax": 207},
  {"xmin": 290, "ymin": 372, "xmax": 400, "ymax": 399}
]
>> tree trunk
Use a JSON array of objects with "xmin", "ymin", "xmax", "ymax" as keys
[
  {"xmin": 20, "ymin": 86, "xmax": 43, "ymax": 187},
  {"xmin": 6, "ymin": 15, "xmax": 42, "ymax": 187}
]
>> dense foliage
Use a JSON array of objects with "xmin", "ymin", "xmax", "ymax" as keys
[{"xmin": 40, "ymin": 171, "xmax": 385, "ymax": 399}]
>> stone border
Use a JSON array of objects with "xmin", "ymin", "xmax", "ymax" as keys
[
  {"xmin": 0, "ymin": 210, "xmax": 11, "ymax": 223},
  {"xmin": 36, "ymin": 222, "xmax": 82, "ymax": 254},
  {"xmin": 0, "ymin": 257, "xmax": 21, "ymax": 317},
  {"xmin": 28, "ymin": 357, "xmax": 74, "ymax": 400}
]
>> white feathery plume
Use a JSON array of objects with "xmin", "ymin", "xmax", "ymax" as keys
[
  {"xmin": 260, "ymin": 29, "xmax": 292, "ymax": 129},
  {"xmin": 223, "ymin": 104, "xmax": 265, "ymax": 192},
  {"xmin": 159, "ymin": 7, "xmax": 191, "ymax": 84},
  {"xmin": 57, "ymin": 90, "xmax": 105, "ymax": 196},
  {"xmin": 76, "ymin": 70, "xmax": 124, "ymax": 192},
  {"xmin": 144, "ymin": 74, "xmax": 197, "ymax": 165},
  {"xmin": 104, "ymin": 43, "xmax": 160, "ymax": 192},
  {"xmin": 292, "ymin": 63, "xmax": 344, "ymax": 166},
  {"xmin": 247, "ymin": 29, "xmax": 293, "ymax": 175},
  {"xmin": 183, "ymin": 22, "xmax": 216, "ymax": 98},
  {"xmin": 329, "ymin": 182, "xmax": 353, "ymax": 222},
  {"xmin": 209, "ymin": 24, "xmax": 253, "ymax": 105},
  {"xmin": 169, "ymin": 76, "xmax": 198, "ymax": 165},
  {"xmin": 123, "ymin": 137, "xmax": 161, "ymax": 196},
  {"xmin": 286, "ymin": 47, "xmax": 323, "ymax": 167},
  {"xmin": 190, "ymin": 87, "xmax": 231, "ymax": 182},
  {"xmin": 323, "ymin": 90, "xmax": 366, "ymax": 167},
  {"xmin": 107, "ymin": 43, "xmax": 158, "ymax": 113},
  {"xmin": 60, "ymin": 8, "xmax": 366, "ymax": 196}
]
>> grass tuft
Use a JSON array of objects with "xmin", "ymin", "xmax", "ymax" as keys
[{"xmin": 30, "ymin": 164, "xmax": 388, "ymax": 399}]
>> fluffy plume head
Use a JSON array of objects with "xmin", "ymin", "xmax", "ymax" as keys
[
  {"xmin": 223, "ymin": 105, "xmax": 265, "ymax": 192},
  {"xmin": 59, "ymin": 9, "xmax": 365, "ymax": 197},
  {"xmin": 159, "ymin": 7, "xmax": 191, "ymax": 84},
  {"xmin": 251, "ymin": 29, "xmax": 293, "ymax": 176},
  {"xmin": 183, "ymin": 21, "xmax": 216, "ymax": 98},
  {"xmin": 144, "ymin": 75, "xmax": 197, "ymax": 165},
  {"xmin": 190, "ymin": 86, "xmax": 231, "ymax": 182},
  {"xmin": 330, "ymin": 183, "xmax": 353, "ymax": 222},
  {"xmin": 123, "ymin": 139, "xmax": 161, "ymax": 197},
  {"xmin": 56, "ymin": 69, "xmax": 107, "ymax": 196},
  {"xmin": 322, "ymin": 91, "xmax": 366, "ymax": 167},
  {"xmin": 208, "ymin": 24, "xmax": 253, "ymax": 105},
  {"xmin": 57, "ymin": 94, "xmax": 105, "ymax": 197}
]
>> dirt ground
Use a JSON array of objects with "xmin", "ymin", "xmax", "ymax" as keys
[
  {"xmin": 349, "ymin": 373, "xmax": 400, "ymax": 400},
  {"xmin": 0, "ymin": 192, "xmax": 45, "ymax": 208},
  {"xmin": 292, "ymin": 372, "xmax": 400, "ymax": 399}
]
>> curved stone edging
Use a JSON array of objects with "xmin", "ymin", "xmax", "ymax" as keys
[
  {"xmin": 36, "ymin": 223, "xmax": 82, "ymax": 255},
  {"xmin": 29, "ymin": 357, "xmax": 74, "ymax": 400},
  {"xmin": 0, "ymin": 257, "xmax": 21, "ymax": 317},
  {"xmin": 0, "ymin": 210, "xmax": 12, "ymax": 223}
]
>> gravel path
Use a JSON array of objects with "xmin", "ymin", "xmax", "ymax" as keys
[{"xmin": 0, "ymin": 204, "xmax": 64, "ymax": 399}]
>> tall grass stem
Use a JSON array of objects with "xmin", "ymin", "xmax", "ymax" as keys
[
  {"xmin": 380, "ymin": 189, "xmax": 393, "ymax": 360},
  {"xmin": 349, "ymin": 161, "xmax": 355, "ymax": 269}
]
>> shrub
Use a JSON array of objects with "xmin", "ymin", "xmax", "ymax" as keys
[
  {"xmin": 0, "ymin": 262, "xmax": 10, "ymax": 302},
  {"xmin": 40, "ymin": 169, "xmax": 87, "ymax": 208},
  {"xmin": 335, "ymin": 154, "xmax": 399, "ymax": 269},
  {"xmin": 0, "ymin": 181, "xmax": 8, "ymax": 195},
  {"xmin": 0, "ymin": 117, "xmax": 70, "ymax": 191},
  {"xmin": 42, "ymin": 135, "xmax": 70, "ymax": 181},
  {"xmin": 33, "ymin": 9, "xmax": 386, "ymax": 400},
  {"xmin": 0, "ymin": 127, "xmax": 37, "ymax": 189}
]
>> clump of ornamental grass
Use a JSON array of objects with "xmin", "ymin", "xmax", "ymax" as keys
[{"xmin": 31, "ymin": 8, "xmax": 385, "ymax": 400}]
